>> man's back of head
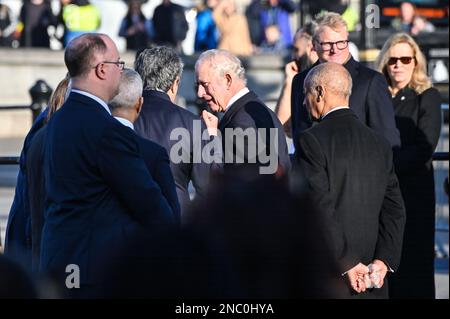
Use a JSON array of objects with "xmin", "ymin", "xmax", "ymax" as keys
[
  {"xmin": 65, "ymin": 33, "xmax": 123, "ymax": 102},
  {"xmin": 109, "ymin": 68, "xmax": 143, "ymax": 122},
  {"xmin": 110, "ymin": 68, "xmax": 143, "ymax": 110},
  {"xmin": 304, "ymin": 62, "xmax": 352, "ymax": 117},
  {"xmin": 134, "ymin": 46, "xmax": 184, "ymax": 95}
]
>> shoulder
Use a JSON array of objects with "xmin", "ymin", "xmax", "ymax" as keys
[
  {"xmin": 99, "ymin": 119, "xmax": 139, "ymax": 150},
  {"xmin": 294, "ymin": 66, "xmax": 311, "ymax": 82},
  {"xmin": 418, "ymin": 87, "xmax": 442, "ymax": 113},
  {"xmin": 420, "ymin": 87, "xmax": 441, "ymax": 101},
  {"xmin": 137, "ymin": 135, "xmax": 168, "ymax": 157},
  {"xmin": 297, "ymin": 129, "xmax": 323, "ymax": 155},
  {"xmin": 353, "ymin": 61, "xmax": 383, "ymax": 80}
]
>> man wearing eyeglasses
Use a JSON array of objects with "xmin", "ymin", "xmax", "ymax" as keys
[
  {"xmin": 290, "ymin": 12, "xmax": 400, "ymax": 150},
  {"xmin": 41, "ymin": 33, "xmax": 175, "ymax": 298}
]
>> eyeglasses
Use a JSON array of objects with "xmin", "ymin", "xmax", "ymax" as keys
[
  {"xmin": 93, "ymin": 60, "xmax": 125, "ymax": 70},
  {"xmin": 316, "ymin": 40, "xmax": 349, "ymax": 51},
  {"xmin": 387, "ymin": 56, "xmax": 415, "ymax": 66}
]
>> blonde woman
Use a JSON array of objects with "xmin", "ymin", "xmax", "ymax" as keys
[{"xmin": 376, "ymin": 33, "xmax": 442, "ymax": 299}]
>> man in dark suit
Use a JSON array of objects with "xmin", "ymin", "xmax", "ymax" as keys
[
  {"xmin": 41, "ymin": 34, "xmax": 175, "ymax": 298},
  {"xmin": 294, "ymin": 62, "xmax": 406, "ymax": 298},
  {"xmin": 197, "ymin": 49, "xmax": 291, "ymax": 180},
  {"xmin": 109, "ymin": 68, "xmax": 180, "ymax": 221},
  {"xmin": 291, "ymin": 12, "xmax": 400, "ymax": 149},
  {"xmin": 134, "ymin": 46, "xmax": 211, "ymax": 215}
]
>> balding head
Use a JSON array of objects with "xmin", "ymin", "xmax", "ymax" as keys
[
  {"xmin": 303, "ymin": 63, "xmax": 352, "ymax": 120},
  {"xmin": 64, "ymin": 33, "xmax": 108, "ymax": 78},
  {"xmin": 64, "ymin": 33, "xmax": 123, "ymax": 102},
  {"xmin": 305, "ymin": 62, "xmax": 352, "ymax": 100}
]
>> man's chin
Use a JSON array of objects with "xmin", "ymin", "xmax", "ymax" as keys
[{"xmin": 326, "ymin": 56, "xmax": 346, "ymax": 65}]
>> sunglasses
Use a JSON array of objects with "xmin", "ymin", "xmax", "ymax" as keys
[{"xmin": 388, "ymin": 56, "xmax": 415, "ymax": 65}]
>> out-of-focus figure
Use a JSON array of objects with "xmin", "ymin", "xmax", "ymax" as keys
[
  {"xmin": 411, "ymin": 15, "xmax": 435, "ymax": 36},
  {"xmin": 152, "ymin": 0, "xmax": 188, "ymax": 53},
  {"xmin": 62, "ymin": 0, "xmax": 101, "ymax": 46},
  {"xmin": 259, "ymin": 0, "xmax": 296, "ymax": 49},
  {"xmin": 391, "ymin": 1, "xmax": 416, "ymax": 33},
  {"xmin": 194, "ymin": 0, "xmax": 219, "ymax": 52},
  {"xmin": 275, "ymin": 23, "xmax": 318, "ymax": 137},
  {"xmin": 0, "ymin": 1, "xmax": 15, "ymax": 47},
  {"xmin": 212, "ymin": 0, "xmax": 253, "ymax": 56},
  {"xmin": 118, "ymin": 0, "xmax": 151, "ymax": 51},
  {"xmin": 16, "ymin": 0, "xmax": 56, "ymax": 48}
]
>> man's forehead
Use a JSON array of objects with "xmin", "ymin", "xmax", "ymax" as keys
[{"xmin": 317, "ymin": 26, "xmax": 348, "ymax": 40}]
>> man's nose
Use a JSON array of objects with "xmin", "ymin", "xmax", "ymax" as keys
[
  {"xmin": 329, "ymin": 44, "xmax": 336, "ymax": 53},
  {"xmin": 197, "ymin": 85, "xmax": 204, "ymax": 98}
]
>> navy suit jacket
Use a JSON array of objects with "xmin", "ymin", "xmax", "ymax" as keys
[
  {"xmin": 135, "ymin": 133, "xmax": 181, "ymax": 222},
  {"xmin": 218, "ymin": 91, "xmax": 291, "ymax": 179},
  {"xmin": 135, "ymin": 90, "xmax": 210, "ymax": 215},
  {"xmin": 291, "ymin": 57, "xmax": 401, "ymax": 149},
  {"xmin": 41, "ymin": 92, "xmax": 175, "ymax": 289},
  {"xmin": 4, "ymin": 108, "xmax": 48, "ymax": 270}
]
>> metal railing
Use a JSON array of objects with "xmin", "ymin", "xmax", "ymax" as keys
[{"xmin": 0, "ymin": 80, "xmax": 52, "ymax": 123}]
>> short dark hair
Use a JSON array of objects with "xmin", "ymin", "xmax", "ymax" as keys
[{"xmin": 64, "ymin": 34, "xmax": 107, "ymax": 77}]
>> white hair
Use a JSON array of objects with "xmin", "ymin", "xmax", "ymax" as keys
[{"xmin": 109, "ymin": 68, "xmax": 143, "ymax": 110}]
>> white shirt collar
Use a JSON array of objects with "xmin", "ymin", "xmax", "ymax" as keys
[
  {"xmin": 72, "ymin": 89, "xmax": 111, "ymax": 115},
  {"xmin": 224, "ymin": 87, "xmax": 250, "ymax": 113},
  {"xmin": 114, "ymin": 116, "xmax": 134, "ymax": 130},
  {"xmin": 321, "ymin": 106, "xmax": 349, "ymax": 120}
]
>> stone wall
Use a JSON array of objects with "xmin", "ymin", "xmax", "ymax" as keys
[{"xmin": 0, "ymin": 48, "xmax": 286, "ymax": 137}]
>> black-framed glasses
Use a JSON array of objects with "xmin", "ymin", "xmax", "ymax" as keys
[
  {"xmin": 93, "ymin": 60, "xmax": 125, "ymax": 70},
  {"xmin": 316, "ymin": 40, "xmax": 349, "ymax": 51},
  {"xmin": 387, "ymin": 56, "xmax": 415, "ymax": 66}
]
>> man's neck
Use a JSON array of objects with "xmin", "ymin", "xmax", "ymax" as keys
[
  {"xmin": 321, "ymin": 105, "xmax": 349, "ymax": 119},
  {"xmin": 112, "ymin": 110, "xmax": 135, "ymax": 124},
  {"xmin": 224, "ymin": 87, "xmax": 249, "ymax": 112},
  {"xmin": 72, "ymin": 79, "xmax": 110, "ymax": 104}
]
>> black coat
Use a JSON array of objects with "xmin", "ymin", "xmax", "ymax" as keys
[
  {"xmin": 135, "ymin": 134, "xmax": 181, "ymax": 222},
  {"xmin": 135, "ymin": 90, "xmax": 211, "ymax": 215},
  {"xmin": 218, "ymin": 91, "xmax": 291, "ymax": 180},
  {"xmin": 291, "ymin": 57, "xmax": 401, "ymax": 149},
  {"xmin": 389, "ymin": 87, "xmax": 442, "ymax": 299},
  {"xmin": 294, "ymin": 108, "xmax": 406, "ymax": 298},
  {"xmin": 41, "ymin": 92, "xmax": 175, "ymax": 295},
  {"xmin": 4, "ymin": 109, "xmax": 48, "ymax": 271},
  {"xmin": 26, "ymin": 126, "xmax": 46, "ymax": 273}
]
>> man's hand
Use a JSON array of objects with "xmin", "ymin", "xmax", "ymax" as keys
[
  {"xmin": 202, "ymin": 110, "xmax": 219, "ymax": 136},
  {"xmin": 346, "ymin": 263, "xmax": 370, "ymax": 293},
  {"xmin": 284, "ymin": 60, "xmax": 299, "ymax": 81},
  {"xmin": 369, "ymin": 259, "xmax": 388, "ymax": 288}
]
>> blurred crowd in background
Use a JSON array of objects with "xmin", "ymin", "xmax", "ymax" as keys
[{"xmin": 0, "ymin": 0, "xmax": 448, "ymax": 56}]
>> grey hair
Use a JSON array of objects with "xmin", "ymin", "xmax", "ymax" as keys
[
  {"xmin": 304, "ymin": 62, "xmax": 352, "ymax": 99},
  {"xmin": 134, "ymin": 46, "xmax": 184, "ymax": 92},
  {"xmin": 195, "ymin": 49, "xmax": 247, "ymax": 85},
  {"xmin": 313, "ymin": 12, "xmax": 348, "ymax": 42},
  {"xmin": 109, "ymin": 68, "xmax": 143, "ymax": 110}
]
